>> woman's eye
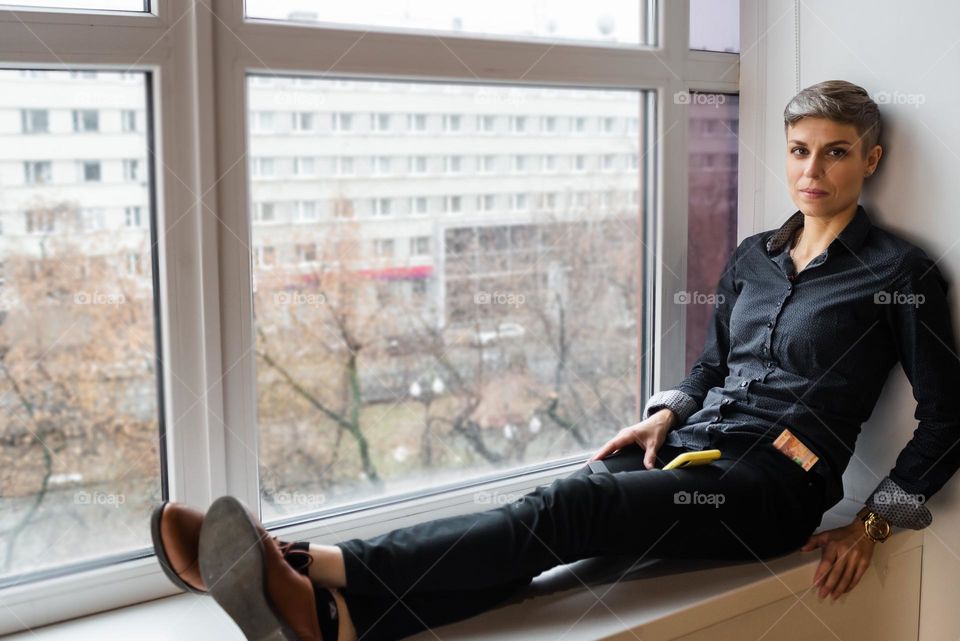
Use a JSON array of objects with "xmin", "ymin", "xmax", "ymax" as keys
[{"xmin": 830, "ymin": 148, "xmax": 847, "ymax": 157}]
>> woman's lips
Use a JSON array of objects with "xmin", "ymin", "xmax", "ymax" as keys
[{"xmin": 800, "ymin": 189, "xmax": 828, "ymax": 198}]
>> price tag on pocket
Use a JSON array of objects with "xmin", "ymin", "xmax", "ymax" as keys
[{"xmin": 772, "ymin": 428, "xmax": 819, "ymax": 471}]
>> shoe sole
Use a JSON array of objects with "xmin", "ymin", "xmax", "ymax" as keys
[
  {"xmin": 150, "ymin": 502, "xmax": 205, "ymax": 595},
  {"xmin": 199, "ymin": 496, "xmax": 300, "ymax": 641}
]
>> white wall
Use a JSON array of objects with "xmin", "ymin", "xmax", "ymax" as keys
[{"xmin": 739, "ymin": 1, "xmax": 960, "ymax": 638}]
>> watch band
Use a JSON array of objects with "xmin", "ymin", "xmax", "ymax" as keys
[{"xmin": 857, "ymin": 506, "xmax": 891, "ymax": 543}]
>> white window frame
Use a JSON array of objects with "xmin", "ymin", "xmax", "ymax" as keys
[{"xmin": 0, "ymin": 0, "xmax": 746, "ymax": 632}]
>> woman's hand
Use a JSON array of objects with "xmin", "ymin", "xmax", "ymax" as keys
[
  {"xmin": 800, "ymin": 519, "xmax": 876, "ymax": 600},
  {"xmin": 587, "ymin": 409, "xmax": 677, "ymax": 469}
]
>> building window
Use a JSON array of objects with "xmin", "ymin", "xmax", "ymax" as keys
[
  {"xmin": 335, "ymin": 156, "xmax": 354, "ymax": 176},
  {"xmin": 409, "ymin": 156, "xmax": 427, "ymax": 174},
  {"xmin": 253, "ymin": 157, "xmax": 275, "ymax": 177},
  {"xmin": 253, "ymin": 202, "xmax": 276, "ymax": 222},
  {"xmin": 542, "ymin": 155, "xmax": 557, "ymax": 173},
  {"xmin": 602, "ymin": 154, "xmax": 616, "ymax": 172},
  {"xmin": 24, "ymin": 209, "xmax": 55, "ymax": 234},
  {"xmin": 510, "ymin": 193, "xmax": 528, "ymax": 211},
  {"xmin": 122, "ymin": 109, "xmax": 138, "ymax": 132},
  {"xmin": 573, "ymin": 116, "xmax": 586, "ymax": 133},
  {"xmin": 256, "ymin": 245, "xmax": 276, "ymax": 267},
  {"xmin": 477, "ymin": 114, "xmax": 496, "ymax": 133},
  {"xmin": 252, "ymin": 111, "xmax": 274, "ymax": 132},
  {"xmin": 573, "ymin": 155, "xmax": 587, "ymax": 172},
  {"xmin": 123, "ymin": 159, "xmax": 141, "ymax": 182},
  {"xmin": 21, "ymin": 109, "xmax": 49, "ymax": 133},
  {"xmin": 332, "ymin": 112, "xmax": 353, "ymax": 132},
  {"xmin": 443, "ymin": 195, "xmax": 462, "ymax": 214},
  {"xmin": 601, "ymin": 116, "xmax": 617, "ymax": 134},
  {"xmin": 296, "ymin": 243, "xmax": 317, "ymax": 263},
  {"xmin": 373, "ymin": 238, "xmax": 395, "ymax": 257},
  {"xmin": 79, "ymin": 160, "xmax": 101, "ymax": 182},
  {"xmin": 509, "ymin": 115, "xmax": 527, "ymax": 133},
  {"xmin": 442, "ymin": 114, "xmax": 461, "ymax": 132},
  {"xmin": 72, "ymin": 109, "xmax": 99, "ymax": 132},
  {"xmin": 477, "ymin": 194, "xmax": 496, "ymax": 212},
  {"xmin": 411, "ymin": 196, "xmax": 428, "ymax": 215},
  {"xmin": 372, "ymin": 198, "xmax": 392, "ymax": 216},
  {"xmin": 298, "ymin": 200, "xmax": 319, "ymax": 221},
  {"xmin": 294, "ymin": 156, "xmax": 316, "ymax": 176},
  {"xmin": 293, "ymin": 111, "xmax": 316, "ymax": 132},
  {"xmin": 480, "ymin": 155, "xmax": 496, "ymax": 173},
  {"xmin": 79, "ymin": 207, "xmax": 106, "ymax": 232},
  {"xmin": 409, "ymin": 236, "xmax": 430, "ymax": 256},
  {"xmin": 124, "ymin": 206, "xmax": 143, "ymax": 227},
  {"xmin": 408, "ymin": 113, "xmax": 427, "ymax": 132},
  {"xmin": 511, "ymin": 155, "xmax": 527, "ymax": 173},
  {"xmin": 444, "ymin": 155, "xmax": 462, "ymax": 174},
  {"xmin": 373, "ymin": 156, "xmax": 391, "ymax": 175},
  {"xmin": 23, "ymin": 160, "xmax": 52, "ymax": 185},
  {"xmin": 370, "ymin": 112, "xmax": 391, "ymax": 132},
  {"xmin": 541, "ymin": 115, "xmax": 557, "ymax": 134}
]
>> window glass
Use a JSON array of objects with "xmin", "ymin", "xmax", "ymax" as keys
[
  {"xmin": 245, "ymin": 0, "xmax": 649, "ymax": 46},
  {"xmin": 689, "ymin": 0, "xmax": 739, "ymax": 52},
  {"xmin": 0, "ymin": 69, "xmax": 161, "ymax": 584},
  {"xmin": 684, "ymin": 93, "xmax": 739, "ymax": 372},
  {"xmin": 247, "ymin": 75, "xmax": 646, "ymax": 521},
  {"xmin": 0, "ymin": 0, "xmax": 145, "ymax": 12}
]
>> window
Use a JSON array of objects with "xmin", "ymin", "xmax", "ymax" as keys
[
  {"xmin": 79, "ymin": 160, "xmax": 101, "ymax": 182},
  {"xmin": 123, "ymin": 159, "xmax": 141, "ymax": 182},
  {"xmin": 409, "ymin": 156, "xmax": 427, "ymax": 174},
  {"xmin": 410, "ymin": 196, "xmax": 428, "ymax": 215},
  {"xmin": 602, "ymin": 154, "xmax": 616, "ymax": 172},
  {"xmin": 0, "ymin": 70, "xmax": 159, "ymax": 599},
  {"xmin": 296, "ymin": 243, "xmax": 317, "ymax": 263},
  {"xmin": 0, "ymin": 3, "xmax": 741, "ymax": 629},
  {"xmin": 294, "ymin": 156, "xmax": 316, "ymax": 176},
  {"xmin": 293, "ymin": 111, "xmax": 316, "ymax": 131},
  {"xmin": 510, "ymin": 193, "xmax": 528, "ymax": 211},
  {"xmin": 409, "ymin": 113, "xmax": 427, "ymax": 132},
  {"xmin": 332, "ymin": 112, "xmax": 353, "ymax": 132},
  {"xmin": 124, "ymin": 206, "xmax": 143, "ymax": 227},
  {"xmin": 246, "ymin": 0, "xmax": 648, "ymax": 46},
  {"xmin": 443, "ymin": 195, "xmax": 462, "ymax": 214},
  {"xmin": 477, "ymin": 114, "xmax": 496, "ymax": 133},
  {"xmin": 542, "ymin": 155, "xmax": 557, "ymax": 173},
  {"xmin": 601, "ymin": 116, "xmax": 617, "ymax": 134},
  {"xmin": 72, "ymin": 109, "xmax": 99, "ymax": 132},
  {"xmin": 509, "ymin": 115, "xmax": 527, "ymax": 133},
  {"xmin": 477, "ymin": 193, "xmax": 496, "ymax": 212},
  {"xmin": 442, "ymin": 114, "xmax": 461, "ymax": 132},
  {"xmin": 335, "ymin": 156, "xmax": 354, "ymax": 176},
  {"xmin": 373, "ymin": 156, "xmax": 391, "ymax": 175},
  {"xmin": 23, "ymin": 160, "xmax": 52, "ymax": 185},
  {"xmin": 122, "ymin": 109, "xmax": 137, "ymax": 132},
  {"xmin": 690, "ymin": 0, "xmax": 740, "ymax": 53},
  {"xmin": 372, "ymin": 197, "xmax": 392, "ymax": 216},
  {"xmin": 684, "ymin": 93, "xmax": 740, "ymax": 372},
  {"xmin": 409, "ymin": 236, "xmax": 430, "ymax": 256},
  {"xmin": 444, "ymin": 155, "xmax": 462, "ymax": 174},
  {"xmin": 372, "ymin": 238, "xmax": 394, "ymax": 257},
  {"xmin": 21, "ymin": 108, "xmax": 48, "ymax": 133},
  {"xmin": 2, "ymin": 1, "xmax": 145, "ymax": 10},
  {"xmin": 370, "ymin": 112, "xmax": 391, "ymax": 132},
  {"xmin": 511, "ymin": 155, "xmax": 527, "ymax": 173},
  {"xmin": 573, "ymin": 154, "xmax": 587, "ymax": 172}
]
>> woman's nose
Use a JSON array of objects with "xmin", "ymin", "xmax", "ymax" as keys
[{"xmin": 802, "ymin": 158, "xmax": 825, "ymax": 177}]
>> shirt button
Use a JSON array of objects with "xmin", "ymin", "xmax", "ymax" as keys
[
  {"xmin": 761, "ymin": 346, "xmax": 767, "ymax": 353},
  {"xmin": 766, "ymin": 321, "xmax": 773, "ymax": 328},
  {"xmin": 739, "ymin": 381, "xmax": 747, "ymax": 387}
]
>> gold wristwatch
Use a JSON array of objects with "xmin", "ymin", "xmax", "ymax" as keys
[{"xmin": 857, "ymin": 506, "xmax": 891, "ymax": 543}]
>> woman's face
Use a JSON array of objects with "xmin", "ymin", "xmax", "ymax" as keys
[{"xmin": 785, "ymin": 117, "xmax": 882, "ymax": 218}]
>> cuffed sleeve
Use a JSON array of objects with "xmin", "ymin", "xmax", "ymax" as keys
[
  {"xmin": 864, "ymin": 475, "xmax": 932, "ymax": 529},
  {"xmin": 675, "ymin": 240, "xmax": 743, "ymax": 407},
  {"xmin": 878, "ymin": 249, "xmax": 960, "ymax": 522},
  {"xmin": 642, "ymin": 389, "xmax": 699, "ymax": 424}
]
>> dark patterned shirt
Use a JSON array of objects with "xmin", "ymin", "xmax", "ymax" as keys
[{"xmin": 644, "ymin": 205, "xmax": 960, "ymax": 529}]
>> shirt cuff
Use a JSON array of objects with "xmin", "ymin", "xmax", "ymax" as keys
[
  {"xmin": 864, "ymin": 476, "xmax": 933, "ymax": 530},
  {"xmin": 642, "ymin": 389, "xmax": 699, "ymax": 425}
]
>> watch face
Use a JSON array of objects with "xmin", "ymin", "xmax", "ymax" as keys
[{"xmin": 866, "ymin": 519, "xmax": 890, "ymax": 540}]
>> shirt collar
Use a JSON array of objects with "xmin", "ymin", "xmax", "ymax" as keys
[{"xmin": 765, "ymin": 204, "xmax": 872, "ymax": 257}]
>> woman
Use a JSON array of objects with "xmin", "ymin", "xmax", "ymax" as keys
[{"xmin": 152, "ymin": 80, "xmax": 960, "ymax": 641}]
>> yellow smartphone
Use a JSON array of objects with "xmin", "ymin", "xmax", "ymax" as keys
[{"xmin": 662, "ymin": 449, "xmax": 722, "ymax": 470}]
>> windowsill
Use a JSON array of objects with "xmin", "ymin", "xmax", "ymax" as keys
[{"xmin": 4, "ymin": 499, "xmax": 923, "ymax": 641}]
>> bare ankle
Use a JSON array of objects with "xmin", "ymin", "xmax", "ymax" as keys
[{"xmin": 331, "ymin": 587, "xmax": 357, "ymax": 641}]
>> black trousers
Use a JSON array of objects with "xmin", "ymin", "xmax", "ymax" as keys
[{"xmin": 334, "ymin": 434, "xmax": 827, "ymax": 641}]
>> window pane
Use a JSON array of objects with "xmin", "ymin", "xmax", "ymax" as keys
[
  {"xmin": 247, "ymin": 76, "xmax": 646, "ymax": 521},
  {"xmin": 689, "ymin": 0, "xmax": 739, "ymax": 53},
  {"xmin": 245, "ymin": 0, "xmax": 650, "ymax": 46},
  {"xmin": 0, "ymin": 70, "xmax": 161, "ymax": 583},
  {"xmin": 0, "ymin": 0, "xmax": 145, "ymax": 11},
  {"xmin": 684, "ymin": 93, "xmax": 739, "ymax": 373}
]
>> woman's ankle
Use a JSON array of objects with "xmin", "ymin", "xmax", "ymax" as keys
[
  {"xmin": 307, "ymin": 543, "xmax": 348, "ymax": 588},
  {"xmin": 331, "ymin": 587, "xmax": 357, "ymax": 641}
]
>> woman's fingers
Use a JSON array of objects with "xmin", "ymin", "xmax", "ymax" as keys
[
  {"xmin": 830, "ymin": 554, "xmax": 859, "ymax": 599},
  {"xmin": 588, "ymin": 427, "xmax": 638, "ymax": 462}
]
